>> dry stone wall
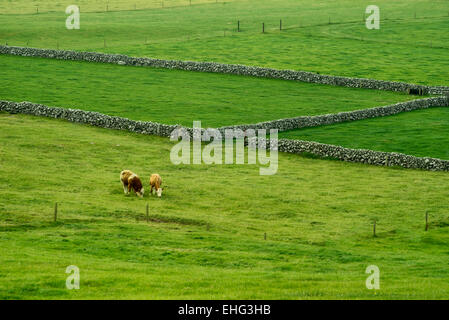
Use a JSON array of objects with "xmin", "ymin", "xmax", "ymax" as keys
[
  {"xmin": 1, "ymin": 45, "xmax": 449, "ymax": 95},
  {"xmin": 220, "ymin": 97, "xmax": 449, "ymax": 132},
  {"xmin": 248, "ymin": 138, "xmax": 449, "ymax": 172}
]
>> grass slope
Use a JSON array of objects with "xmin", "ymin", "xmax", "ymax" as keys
[
  {"xmin": 1, "ymin": 0, "xmax": 448, "ymax": 85},
  {"xmin": 1, "ymin": 114, "xmax": 449, "ymax": 299},
  {"xmin": 0, "ymin": 54, "xmax": 414, "ymax": 127},
  {"xmin": 280, "ymin": 107, "xmax": 449, "ymax": 160}
]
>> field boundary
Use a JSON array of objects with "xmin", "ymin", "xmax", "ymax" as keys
[
  {"xmin": 2, "ymin": 99, "xmax": 449, "ymax": 171},
  {"xmin": 249, "ymin": 138, "xmax": 449, "ymax": 172},
  {"xmin": 2, "ymin": 97, "xmax": 448, "ymax": 135},
  {"xmin": 1, "ymin": 45, "xmax": 449, "ymax": 95},
  {"xmin": 220, "ymin": 96, "xmax": 449, "ymax": 132},
  {"xmin": 0, "ymin": 100, "xmax": 179, "ymax": 137}
]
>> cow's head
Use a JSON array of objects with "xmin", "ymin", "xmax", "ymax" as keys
[
  {"xmin": 157, "ymin": 188, "xmax": 163, "ymax": 198},
  {"xmin": 137, "ymin": 188, "xmax": 145, "ymax": 198}
]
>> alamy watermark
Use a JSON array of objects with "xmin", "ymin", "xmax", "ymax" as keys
[
  {"xmin": 170, "ymin": 121, "xmax": 278, "ymax": 175},
  {"xmin": 366, "ymin": 5, "xmax": 380, "ymax": 30},
  {"xmin": 365, "ymin": 265, "xmax": 380, "ymax": 290},
  {"xmin": 66, "ymin": 265, "xmax": 80, "ymax": 289},
  {"xmin": 66, "ymin": 5, "xmax": 80, "ymax": 30}
]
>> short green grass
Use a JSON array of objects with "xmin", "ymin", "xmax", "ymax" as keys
[
  {"xmin": 1, "ymin": 114, "xmax": 449, "ymax": 299},
  {"xmin": 0, "ymin": 0, "xmax": 223, "ymax": 14},
  {"xmin": 0, "ymin": 54, "xmax": 414, "ymax": 127},
  {"xmin": 280, "ymin": 107, "xmax": 449, "ymax": 160},
  {"xmin": 1, "ymin": 0, "xmax": 448, "ymax": 85}
]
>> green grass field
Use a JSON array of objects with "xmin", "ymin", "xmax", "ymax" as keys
[
  {"xmin": 280, "ymin": 107, "xmax": 449, "ymax": 160},
  {"xmin": 1, "ymin": 114, "xmax": 449, "ymax": 299},
  {"xmin": 1, "ymin": 0, "xmax": 448, "ymax": 85},
  {"xmin": 0, "ymin": 54, "xmax": 415, "ymax": 127},
  {"xmin": 1, "ymin": 0, "xmax": 449, "ymax": 300}
]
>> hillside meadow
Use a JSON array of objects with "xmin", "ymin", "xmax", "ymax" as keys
[
  {"xmin": 1, "ymin": 0, "xmax": 449, "ymax": 301},
  {"xmin": 1, "ymin": 114, "xmax": 449, "ymax": 299},
  {"xmin": 280, "ymin": 107, "xmax": 449, "ymax": 160},
  {"xmin": 0, "ymin": 0, "xmax": 448, "ymax": 85},
  {"xmin": 0, "ymin": 54, "xmax": 415, "ymax": 127}
]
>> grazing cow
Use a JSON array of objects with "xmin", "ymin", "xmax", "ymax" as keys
[
  {"xmin": 120, "ymin": 170, "xmax": 144, "ymax": 198},
  {"xmin": 150, "ymin": 173, "xmax": 163, "ymax": 197}
]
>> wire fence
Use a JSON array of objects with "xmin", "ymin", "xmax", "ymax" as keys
[
  {"xmin": 0, "ymin": 0, "xmax": 229, "ymax": 15},
  {"xmin": 1, "ymin": 1, "xmax": 448, "ymax": 53}
]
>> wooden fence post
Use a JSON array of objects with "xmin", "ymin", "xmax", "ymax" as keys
[
  {"xmin": 425, "ymin": 211, "xmax": 429, "ymax": 231},
  {"xmin": 373, "ymin": 221, "xmax": 376, "ymax": 237},
  {"xmin": 146, "ymin": 203, "xmax": 149, "ymax": 223},
  {"xmin": 54, "ymin": 203, "xmax": 58, "ymax": 222},
  {"xmin": 280, "ymin": 19, "xmax": 282, "ymax": 30},
  {"xmin": 262, "ymin": 22, "xmax": 265, "ymax": 33},
  {"xmin": 238, "ymin": 20, "xmax": 240, "ymax": 32},
  {"xmin": 264, "ymin": 232, "xmax": 267, "ymax": 240}
]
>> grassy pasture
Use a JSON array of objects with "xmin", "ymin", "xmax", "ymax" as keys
[
  {"xmin": 0, "ymin": 0, "xmax": 448, "ymax": 84},
  {"xmin": 280, "ymin": 107, "xmax": 449, "ymax": 160},
  {"xmin": 1, "ymin": 0, "xmax": 449, "ymax": 301},
  {"xmin": 1, "ymin": 114, "xmax": 449, "ymax": 299},
  {"xmin": 0, "ymin": 0, "xmax": 226, "ymax": 14},
  {"xmin": 0, "ymin": 54, "xmax": 415, "ymax": 127}
]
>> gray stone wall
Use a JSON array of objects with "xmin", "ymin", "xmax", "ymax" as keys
[
  {"xmin": 0, "ymin": 100, "xmax": 180, "ymax": 137},
  {"xmin": 1, "ymin": 45, "xmax": 448, "ymax": 95},
  {"xmin": 219, "ymin": 96, "xmax": 449, "ymax": 132},
  {"xmin": 248, "ymin": 138, "xmax": 449, "ymax": 172},
  {"xmin": 2, "ymin": 100, "xmax": 449, "ymax": 172}
]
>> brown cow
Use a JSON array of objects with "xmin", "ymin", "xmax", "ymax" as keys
[
  {"xmin": 149, "ymin": 173, "xmax": 163, "ymax": 197},
  {"xmin": 120, "ymin": 170, "xmax": 144, "ymax": 198}
]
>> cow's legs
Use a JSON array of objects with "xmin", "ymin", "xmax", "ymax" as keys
[{"xmin": 122, "ymin": 183, "xmax": 128, "ymax": 194}]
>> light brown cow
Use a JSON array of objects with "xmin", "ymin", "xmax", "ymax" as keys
[
  {"xmin": 120, "ymin": 170, "xmax": 144, "ymax": 198},
  {"xmin": 149, "ymin": 173, "xmax": 163, "ymax": 197}
]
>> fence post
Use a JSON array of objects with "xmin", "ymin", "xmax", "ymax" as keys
[
  {"xmin": 238, "ymin": 20, "xmax": 240, "ymax": 32},
  {"xmin": 280, "ymin": 19, "xmax": 282, "ymax": 30},
  {"xmin": 264, "ymin": 232, "xmax": 267, "ymax": 240},
  {"xmin": 146, "ymin": 203, "xmax": 149, "ymax": 223},
  {"xmin": 373, "ymin": 221, "xmax": 376, "ymax": 237},
  {"xmin": 262, "ymin": 22, "xmax": 265, "ymax": 33},
  {"xmin": 425, "ymin": 211, "xmax": 429, "ymax": 231},
  {"xmin": 54, "ymin": 203, "xmax": 58, "ymax": 222}
]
